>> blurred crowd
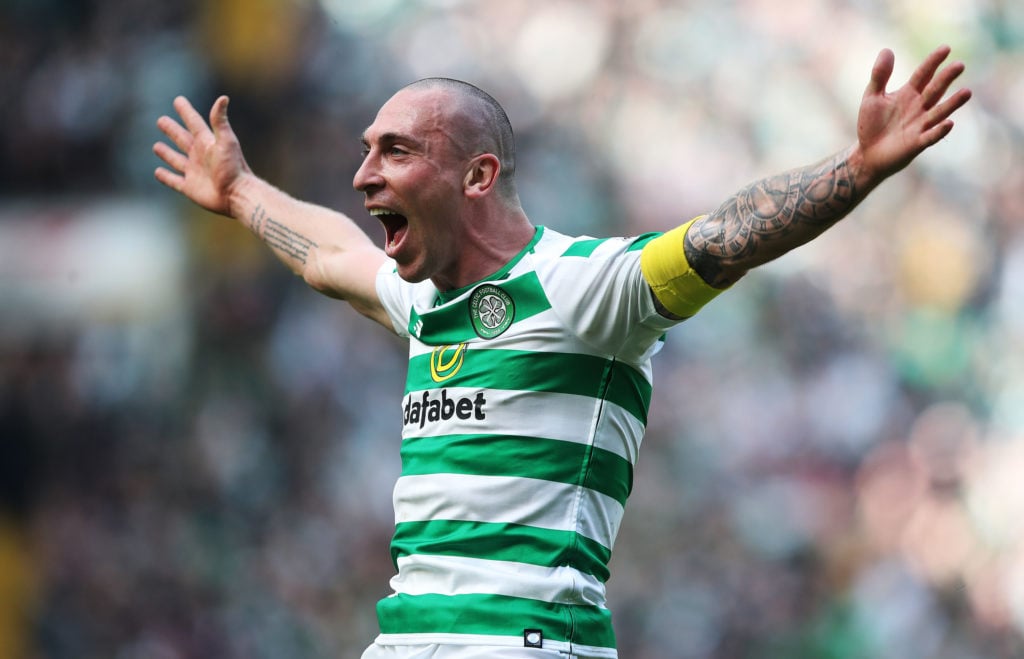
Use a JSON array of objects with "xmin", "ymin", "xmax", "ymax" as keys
[{"xmin": 2, "ymin": 0, "xmax": 1023, "ymax": 657}]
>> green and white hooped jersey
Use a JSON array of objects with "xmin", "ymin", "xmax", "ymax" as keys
[{"xmin": 373, "ymin": 226, "xmax": 684, "ymax": 658}]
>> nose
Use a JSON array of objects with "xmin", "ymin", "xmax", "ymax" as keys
[{"xmin": 353, "ymin": 150, "xmax": 384, "ymax": 193}]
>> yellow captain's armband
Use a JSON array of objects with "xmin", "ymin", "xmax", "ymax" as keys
[{"xmin": 640, "ymin": 217, "xmax": 727, "ymax": 319}]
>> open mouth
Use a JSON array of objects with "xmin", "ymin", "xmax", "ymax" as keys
[{"xmin": 370, "ymin": 208, "xmax": 409, "ymax": 255}]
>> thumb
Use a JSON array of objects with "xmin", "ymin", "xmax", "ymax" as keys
[
  {"xmin": 864, "ymin": 48, "xmax": 894, "ymax": 97},
  {"xmin": 210, "ymin": 95, "xmax": 232, "ymax": 138}
]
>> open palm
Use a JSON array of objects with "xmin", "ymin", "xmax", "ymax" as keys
[
  {"xmin": 857, "ymin": 45, "xmax": 972, "ymax": 181},
  {"xmin": 153, "ymin": 95, "xmax": 251, "ymax": 216}
]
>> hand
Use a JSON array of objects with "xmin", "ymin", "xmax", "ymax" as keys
[
  {"xmin": 856, "ymin": 45, "xmax": 972, "ymax": 185},
  {"xmin": 153, "ymin": 95, "xmax": 251, "ymax": 216}
]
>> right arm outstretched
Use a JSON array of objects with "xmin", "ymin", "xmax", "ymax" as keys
[{"xmin": 153, "ymin": 95, "xmax": 391, "ymax": 329}]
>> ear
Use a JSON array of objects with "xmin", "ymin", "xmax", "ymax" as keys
[{"xmin": 463, "ymin": 154, "xmax": 501, "ymax": 199}]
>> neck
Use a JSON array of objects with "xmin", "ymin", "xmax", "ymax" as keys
[{"xmin": 432, "ymin": 206, "xmax": 534, "ymax": 292}]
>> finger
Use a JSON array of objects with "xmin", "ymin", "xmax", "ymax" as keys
[
  {"xmin": 919, "ymin": 119, "xmax": 955, "ymax": 149},
  {"xmin": 924, "ymin": 87, "xmax": 972, "ymax": 129},
  {"xmin": 154, "ymin": 166, "xmax": 185, "ymax": 193},
  {"xmin": 209, "ymin": 95, "xmax": 231, "ymax": 139},
  {"xmin": 153, "ymin": 141, "xmax": 188, "ymax": 173},
  {"xmin": 907, "ymin": 44, "xmax": 951, "ymax": 93},
  {"xmin": 865, "ymin": 48, "xmax": 895, "ymax": 97},
  {"xmin": 174, "ymin": 95, "xmax": 212, "ymax": 138},
  {"xmin": 921, "ymin": 60, "xmax": 966, "ymax": 109},
  {"xmin": 156, "ymin": 115, "xmax": 193, "ymax": 152}
]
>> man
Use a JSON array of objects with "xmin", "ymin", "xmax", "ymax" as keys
[{"xmin": 154, "ymin": 46, "xmax": 970, "ymax": 658}]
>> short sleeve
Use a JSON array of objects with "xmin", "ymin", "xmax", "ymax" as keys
[
  {"xmin": 540, "ymin": 235, "xmax": 684, "ymax": 362},
  {"xmin": 375, "ymin": 260, "xmax": 413, "ymax": 338}
]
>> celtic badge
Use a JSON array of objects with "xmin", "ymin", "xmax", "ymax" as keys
[{"xmin": 469, "ymin": 284, "xmax": 515, "ymax": 339}]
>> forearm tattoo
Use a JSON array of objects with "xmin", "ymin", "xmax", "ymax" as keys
[
  {"xmin": 685, "ymin": 150, "xmax": 858, "ymax": 287},
  {"xmin": 249, "ymin": 205, "xmax": 317, "ymax": 265}
]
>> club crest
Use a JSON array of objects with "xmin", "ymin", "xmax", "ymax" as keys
[{"xmin": 469, "ymin": 284, "xmax": 514, "ymax": 339}]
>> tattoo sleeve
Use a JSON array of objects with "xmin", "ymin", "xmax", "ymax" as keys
[
  {"xmin": 685, "ymin": 147, "xmax": 859, "ymax": 288},
  {"xmin": 248, "ymin": 205, "xmax": 318, "ymax": 265}
]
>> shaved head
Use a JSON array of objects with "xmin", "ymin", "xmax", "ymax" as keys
[{"xmin": 399, "ymin": 78, "xmax": 517, "ymax": 200}]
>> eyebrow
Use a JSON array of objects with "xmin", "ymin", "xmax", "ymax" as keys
[{"xmin": 360, "ymin": 130, "xmax": 423, "ymax": 149}]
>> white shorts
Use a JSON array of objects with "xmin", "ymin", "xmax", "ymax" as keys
[{"xmin": 360, "ymin": 643, "xmax": 580, "ymax": 659}]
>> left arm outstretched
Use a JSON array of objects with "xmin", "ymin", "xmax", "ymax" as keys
[{"xmin": 684, "ymin": 45, "xmax": 972, "ymax": 289}]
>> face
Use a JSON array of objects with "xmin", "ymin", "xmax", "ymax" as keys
[{"xmin": 353, "ymin": 87, "xmax": 472, "ymax": 285}]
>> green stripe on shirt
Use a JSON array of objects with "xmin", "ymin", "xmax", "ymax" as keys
[
  {"xmin": 401, "ymin": 434, "xmax": 633, "ymax": 505},
  {"xmin": 627, "ymin": 232, "xmax": 662, "ymax": 251},
  {"xmin": 560, "ymin": 238, "xmax": 609, "ymax": 258},
  {"xmin": 376, "ymin": 592, "xmax": 616, "ymax": 649},
  {"xmin": 390, "ymin": 519, "xmax": 612, "ymax": 581},
  {"xmin": 410, "ymin": 271, "xmax": 552, "ymax": 344},
  {"xmin": 405, "ymin": 350, "xmax": 652, "ymax": 424}
]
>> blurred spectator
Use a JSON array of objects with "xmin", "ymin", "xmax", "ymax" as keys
[{"xmin": 1, "ymin": 0, "xmax": 1022, "ymax": 657}]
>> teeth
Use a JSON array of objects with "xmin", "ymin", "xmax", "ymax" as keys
[{"xmin": 370, "ymin": 208, "xmax": 402, "ymax": 250}]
